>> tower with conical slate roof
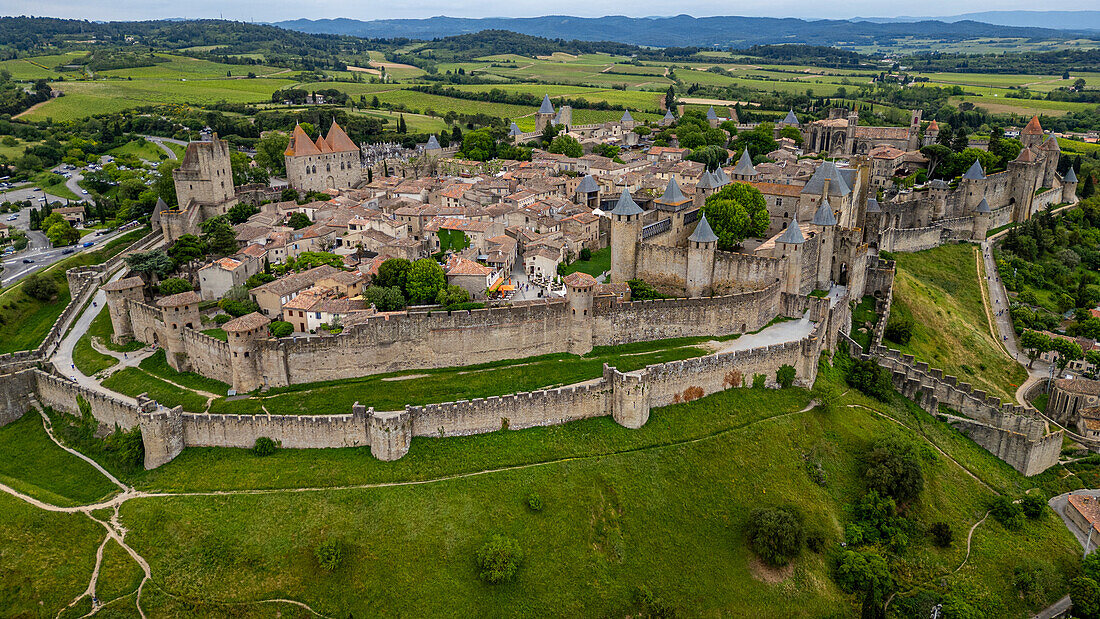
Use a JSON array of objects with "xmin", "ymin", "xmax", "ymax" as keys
[
  {"xmin": 609, "ymin": 188, "xmax": 644, "ymax": 283},
  {"xmin": 1063, "ymin": 166, "xmax": 1079, "ymax": 204},
  {"xmin": 813, "ymin": 197, "xmax": 837, "ymax": 288},
  {"xmin": 960, "ymin": 159, "xmax": 987, "ymax": 214},
  {"xmin": 776, "ymin": 219, "xmax": 805, "ymax": 295},
  {"xmin": 971, "ymin": 197, "xmax": 992, "ymax": 240},
  {"xmin": 535, "ymin": 94, "xmax": 556, "ymax": 132},
  {"xmin": 575, "ymin": 174, "xmax": 600, "ymax": 209},
  {"xmin": 686, "ymin": 213, "xmax": 718, "ymax": 296}
]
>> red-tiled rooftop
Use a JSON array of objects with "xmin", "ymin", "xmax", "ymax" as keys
[
  {"xmin": 156, "ymin": 291, "xmax": 200, "ymax": 307},
  {"xmin": 223, "ymin": 312, "xmax": 271, "ymax": 333}
]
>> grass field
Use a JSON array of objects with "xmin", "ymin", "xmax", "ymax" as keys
[
  {"xmin": 952, "ymin": 95, "xmax": 1095, "ymax": 118},
  {"xmin": 0, "ymin": 51, "xmax": 88, "ymax": 80},
  {"xmin": 72, "ymin": 309, "xmax": 120, "ymax": 376},
  {"xmin": 349, "ymin": 108, "xmax": 450, "ymax": 134},
  {"xmin": 108, "ymin": 138, "xmax": 173, "ymax": 162},
  {"xmin": 0, "ymin": 137, "xmax": 39, "ymax": 160},
  {"xmin": 886, "ymin": 243, "xmax": 1027, "ymax": 402},
  {"xmin": 562, "ymin": 246, "xmax": 611, "ymax": 277}
]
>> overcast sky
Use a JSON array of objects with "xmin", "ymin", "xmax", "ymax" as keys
[{"xmin": 3, "ymin": 1, "xmax": 1098, "ymax": 22}]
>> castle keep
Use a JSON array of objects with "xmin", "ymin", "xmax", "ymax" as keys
[{"xmin": 284, "ymin": 120, "xmax": 363, "ymax": 193}]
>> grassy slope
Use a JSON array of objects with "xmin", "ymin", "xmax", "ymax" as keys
[
  {"xmin": 107, "ymin": 368, "xmax": 1078, "ymax": 618},
  {"xmin": 72, "ymin": 307, "xmax": 118, "ymax": 376},
  {"xmin": 0, "ymin": 412, "xmax": 119, "ymax": 506},
  {"xmin": 888, "ymin": 243, "xmax": 1027, "ymax": 402},
  {"xmin": 562, "ymin": 246, "xmax": 611, "ymax": 277}
]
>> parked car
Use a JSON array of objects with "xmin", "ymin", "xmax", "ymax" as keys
[{"xmin": 22, "ymin": 258, "xmax": 34, "ymax": 263}]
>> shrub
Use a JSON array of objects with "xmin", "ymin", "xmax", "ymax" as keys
[
  {"xmin": 252, "ymin": 437, "xmax": 278, "ymax": 456},
  {"xmin": 776, "ymin": 364, "xmax": 796, "ymax": 388},
  {"xmin": 846, "ymin": 358, "xmax": 893, "ymax": 401},
  {"xmin": 930, "ymin": 522, "xmax": 953, "ymax": 547},
  {"xmin": 746, "ymin": 505, "xmax": 805, "ymax": 567},
  {"xmin": 476, "ymin": 535, "xmax": 523, "ymax": 583},
  {"xmin": 366, "ymin": 285, "xmax": 406, "ymax": 312},
  {"xmin": 218, "ymin": 298, "xmax": 259, "ymax": 317},
  {"xmin": 989, "ymin": 496, "xmax": 1024, "ymax": 530},
  {"xmin": 884, "ymin": 314, "xmax": 914, "ymax": 345},
  {"xmin": 315, "ymin": 538, "xmax": 342, "ymax": 572},
  {"xmin": 579, "ymin": 247, "xmax": 592, "ymax": 261},
  {"xmin": 213, "ymin": 313, "xmax": 233, "ymax": 324},
  {"xmin": 805, "ymin": 529, "xmax": 826, "ymax": 553},
  {"xmin": 863, "ymin": 436, "xmax": 924, "ymax": 504},
  {"xmin": 269, "ymin": 321, "xmax": 294, "ymax": 338},
  {"xmin": 1020, "ymin": 493, "xmax": 1046, "ymax": 519},
  {"xmin": 22, "ymin": 272, "xmax": 58, "ymax": 301},
  {"xmin": 752, "ymin": 374, "xmax": 766, "ymax": 389},
  {"xmin": 1071, "ymin": 576, "xmax": 1100, "ymax": 619},
  {"xmin": 527, "ymin": 492, "xmax": 543, "ymax": 512},
  {"xmin": 157, "ymin": 278, "xmax": 193, "ymax": 296}
]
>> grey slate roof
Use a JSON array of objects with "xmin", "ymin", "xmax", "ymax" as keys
[
  {"xmin": 777, "ymin": 218, "xmax": 805, "ymax": 245},
  {"xmin": 731, "ymin": 149, "xmax": 757, "ymax": 177},
  {"xmin": 782, "ymin": 109, "xmax": 799, "ymax": 125},
  {"xmin": 812, "ymin": 198, "xmax": 837, "ymax": 226},
  {"xmin": 974, "ymin": 198, "xmax": 991, "ymax": 214},
  {"xmin": 656, "ymin": 176, "xmax": 688, "ymax": 204},
  {"xmin": 706, "ymin": 106, "xmax": 718, "ymax": 120},
  {"xmin": 509, "ymin": 122, "xmax": 522, "ymax": 136},
  {"xmin": 713, "ymin": 166, "xmax": 730, "ymax": 185},
  {"xmin": 1065, "ymin": 167, "xmax": 1078, "ymax": 183},
  {"xmin": 576, "ymin": 174, "xmax": 599, "ymax": 194},
  {"xmin": 928, "ymin": 179, "xmax": 949, "ymax": 190},
  {"xmin": 425, "ymin": 135, "xmax": 441, "ymax": 150},
  {"xmin": 610, "ymin": 188, "xmax": 644, "ymax": 216},
  {"xmin": 539, "ymin": 94, "xmax": 555, "ymax": 114},
  {"xmin": 689, "ymin": 213, "xmax": 719, "ymax": 243},
  {"xmin": 663, "ymin": 110, "xmax": 675, "ymax": 121},
  {"xmin": 865, "ymin": 198, "xmax": 881, "ymax": 213},
  {"xmin": 962, "ymin": 159, "xmax": 986, "ymax": 180},
  {"xmin": 696, "ymin": 169, "xmax": 720, "ymax": 190},
  {"xmin": 156, "ymin": 197, "xmax": 169, "ymax": 212},
  {"xmin": 802, "ymin": 161, "xmax": 851, "ymax": 197},
  {"xmin": 621, "ymin": 110, "xmax": 634, "ymax": 123}
]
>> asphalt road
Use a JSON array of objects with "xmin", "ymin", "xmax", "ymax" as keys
[{"xmin": 1, "ymin": 225, "xmax": 130, "ymax": 288}]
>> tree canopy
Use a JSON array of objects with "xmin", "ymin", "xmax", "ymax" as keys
[{"xmin": 701, "ymin": 183, "xmax": 769, "ymax": 250}]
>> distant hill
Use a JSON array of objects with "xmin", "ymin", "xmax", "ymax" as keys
[
  {"xmin": 857, "ymin": 10, "xmax": 1100, "ymax": 31},
  {"xmin": 271, "ymin": 14, "xmax": 1088, "ymax": 49}
]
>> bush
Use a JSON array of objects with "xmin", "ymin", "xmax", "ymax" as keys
[
  {"xmin": 476, "ymin": 535, "xmax": 523, "ymax": 583},
  {"xmin": 269, "ymin": 321, "xmax": 294, "ymax": 337},
  {"xmin": 1071, "ymin": 576, "xmax": 1100, "ymax": 619},
  {"xmin": 989, "ymin": 496, "xmax": 1024, "ymax": 530},
  {"xmin": 21, "ymin": 272, "xmax": 58, "ymax": 301},
  {"xmin": 746, "ymin": 506, "xmax": 805, "ymax": 567},
  {"xmin": 213, "ymin": 313, "xmax": 233, "ymax": 324},
  {"xmin": 245, "ymin": 272, "xmax": 275, "ymax": 288},
  {"xmin": 805, "ymin": 529, "xmax": 826, "ymax": 553},
  {"xmin": 527, "ymin": 492, "xmax": 543, "ymax": 512},
  {"xmin": 218, "ymin": 298, "xmax": 259, "ymax": 317},
  {"xmin": 579, "ymin": 247, "xmax": 592, "ymax": 261},
  {"xmin": 158, "ymin": 278, "xmax": 193, "ymax": 296},
  {"xmin": 366, "ymin": 285, "xmax": 406, "ymax": 312},
  {"xmin": 1020, "ymin": 493, "xmax": 1046, "ymax": 519},
  {"xmin": 884, "ymin": 314, "xmax": 914, "ymax": 345},
  {"xmin": 252, "ymin": 437, "xmax": 278, "ymax": 456},
  {"xmin": 776, "ymin": 364, "xmax": 795, "ymax": 388},
  {"xmin": 315, "ymin": 538, "xmax": 342, "ymax": 572},
  {"xmin": 930, "ymin": 522, "xmax": 953, "ymax": 547},
  {"xmin": 846, "ymin": 357, "xmax": 893, "ymax": 401},
  {"xmin": 863, "ymin": 436, "xmax": 924, "ymax": 504},
  {"xmin": 752, "ymin": 374, "xmax": 766, "ymax": 389}
]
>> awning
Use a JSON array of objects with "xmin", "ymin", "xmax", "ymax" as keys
[
  {"xmin": 488, "ymin": 276, "xmax": 505, "ymax": 292},
  {"xmin": 500, "ymin": 285, "xmax": 515, "ymax": 291}
]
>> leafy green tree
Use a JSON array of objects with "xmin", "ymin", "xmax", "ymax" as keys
[
  {"xmin": 846, "ymin": 358, "xmax": 893, "ymax": 401},
  {"xmin": 746, "ymin": 506, "xmax": 805, "ymax": 567},
  {"xmin": 776, "ymin": 364, "xmax": 796, "ymax": 388},
  {"xmin": 365, "ymin": 285, "xmax": 406, "ymax": 312},
  {"xmin": 476, "ymin": 535, "xmax": 523, "ymax": 584},
  {"xmin": 732, "ymin": 124, "xmax": 777, "ymax": 158},
  {"xmin": 1020, "ymin": 493, "xmax": 1046, "ymax": 519},
  {"xmin": 863, "ymin": 436, "xmax": 924, "ymax": 504},
  {"xmin": 293, "ymin": 252, "xmax": 343, "ymax": 270},
  {"xmin": 227, "ymin": 202, "xmax": 260, "ymax": 224},
  {"xmin": 779, "ymin": 125, "xmax": 803, "ymax": 146},
  {"xmin": 255, "ymin": 131, "xmax": 290, "ymax": 176},
  {"xmin": 930, "ymin": 522, "xmax": 953, "ymax": 547},
  {"xmin": 157, "ymin": 278, "xmax": 192, "ymax": 296},
  {"xmin": 989, "ymin": 496, "xmax": 1024, "ymax": 530},
  {"xmin": 459, "ymin": 128, "xmax": 498, "ymax": 162},
  {"xmin": 1052, "ymin": 337, "xmax": 1083, "ymax": 373},
  {"xmin": 375, "ymin": 258, "xmax": 411, "ymax": 294},
  {"xmin": 201, "ymin": 217, "xmax": 239, "ymax": 256},
  {"xmin": 245, "ymin": 272, "xmax": 275, "ymax": 288},
  {"xmin": 702, "ymin": 183, "xmax": 769, "ymax": 250},
  {"xmin": 593, "ymin": 143, "xmax": 620, "ymax": 161},
  {"xmin": 1020, "ymin": 330, "xmax": 1052, "ymax": 368},
  {"xmin": 687, "ymin": 144, "xmax": 729, "ymax": 171},
  {"xmin": 252, "ymin": 437, "xmax": 278, "ymax": 456},
  {"xmin": 46, "ymin": 220, "xmax": 80, "ymax": 246},
  {"xmin": 315, "ymin": 538, "xmax": 343, "ymax": 572},
  {"xmin": 153, "ymin": 160, "xmax": 181, "ymax": 208},
  {"xmin": 548, "ymin": 134, "xmax": 583, "ymax": 158},
  {"xmin": 126, "ymin": 250, "xmax": 174, "ymax": 286},
  {"xmin": 168, "ymin": 234, "xmax": 206, "ymax": 283},
  {"xmin": 1072, "ymin": 577, "xmax": 1100, "ymax": 619},
  {"xmin": 406, "ymin": 259, "xmax": 446, "ymax": 305},
  {"xmin": 834, "ymin": 549, "xmax": 893, "ymax": 619},
  {"xmin": 287, "ymin": 212, "xmax": 312, "ymax": 229},
  {"xmin": 435, "ymin": 284, "xmax": 470, "ymax": 307},
  {"xmin": 21, "ymin": 272, "xmax": 58, "ymax": 301},
  {"xmin": 269, "ymin": 321, "xmax": 294, "ymax": 337},
  {"xmin": 920, "ymin": 144, "xmax": 953, "ymax": 178}
]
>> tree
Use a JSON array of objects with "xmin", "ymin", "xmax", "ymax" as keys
[
  {"xmin": 168, "ymin": 234, "xmax": 206, "ymax": 283},
  {"xmin": 548, "ymin": 134, "xmax": 583, "ymax": 158},
  {"xmin": 125, "ymin": 250, "xmax": 174, "ymax": 286},
  {"xmin": 834, "ymin": 549, "xmax": 893, "ymax": 619},
  {"xmin": 436, "ymin": 284, "xmax": 470, "ymax": 307},
  {"xmin": 365, "ymin": 285, "xmax": 406, "ymax": 311},
  {"xmin": 883, "ymin": 314, "xmax": 913, "ymax": 345},
  {"xmin": 920, "ymin": 144, "xmax": 952, "ymax": 178},
  {"xmin": 202, "ymin": 217, "xmax": 239, "ymax": 256},
  {"xmin": 158, "ymin": 278, "xmax": 192, "ymax": 296},
  {"xmin": 227, "ymin": 202, "xmax": 260, "ymax": 224},
  {"xmin": 406, "ymin": 259, "xmax": 446, "ymax": 305},
  {"xmin": 863, "ymin": 436, "xmax": 924, "ymax": 504},
  {"xmin": 45, "ymin": 220, "xmax": 80, "ymax": 246},
  {"xmin": 1019, "ymin": 330, "xmax": 1052, "ymax": 369},
  {"xmin": 776, "ymin": 364, "xmax": 796, "ymax": 388},
  {"xmin": 1052, "ymin": 337, "xmax": 1083, "ymax": 373},
  {"xmin": 315, "ymin": 538, "xmax": 342, "ymax": 572},
  {"xmin": 746, "ymin": 506, "xmax": 805, "ymax": 567},
  {"xmin": 269, "ymin": 321, "xmax": 294, "ymax": 337},
  {"xmin": 287, "ymin": 212, "xmax": 312, "ymax": 230},
  {"xmin": 687, "ymin": 144, "xmax": 729, "ymax": 171},
  {"xmin": 989, "ymin": 496, "xmax": 1024, "ymax": 530},
  {"xmin": 930, "ymin": 522, "xmax": 953, "ymax": 547},
  {"xmin": 21, "ymin": 272, "xmax": 58, "ymax": 301},
  {"xmin": 1020, "ymin": 493, "xmax": 1046, "ymax": 519},
  {"xmin": 732, "ymin": 125, "xmax": 777, "ymax": 158},
  {"xmin": 374, "ymin": 258, "xmax": 411, "ymax": 294},
  {"xmin": 951, "ymin": 126, "xmax": 970, "ymax": 152},
  {"xmin": 252, "ymin": 437, "xmax": 278, "ymax": 456},
  {"xmin": 476, "ymin": 535, "xmax": 523, "ymax": 584},
  {"xmin": 245, "ymin": 272, "xmax": 275, "ymax": 288},
  {"xmin": 1072, "ymin": 577, "xmax": 1100, "ymax": 619},
  {"xmin": 846, "ymin": 358, "xmax": 893, "ymax": 401},
  {"xmin": 255, "ymin": 132, "xmax": 290, "ymax": 177},
  {"xmin": 702, "ymin": 183, "xmax": 769, "ymax": 250},
  {"xmin": 152, "ymin": 160, "xmax": 181, "ymax": 208}
]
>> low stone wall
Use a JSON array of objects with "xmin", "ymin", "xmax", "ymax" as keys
[{"xmin": 34, "ymin": 370, "xmax": 144, "ymax": 430}]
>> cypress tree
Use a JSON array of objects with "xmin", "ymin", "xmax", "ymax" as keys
[{"xmin": 1082, "ymin": 173, "xmax": 1095, "ymax": 198}]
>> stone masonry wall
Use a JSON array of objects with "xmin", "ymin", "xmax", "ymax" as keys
[
  {"xmin": 34, "ymin": 370, "xmax": 143, "ymax": 430},
  {"xmin": 181, "ymin": 329, "xmax": 232, "ymax": 386}
]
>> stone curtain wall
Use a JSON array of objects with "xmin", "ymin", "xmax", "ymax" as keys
[
  {"xmin": 126, "ymin": 299, "xmax": 163, "ymax": 345},
  {"xmin": 181, "ymin": 329, "xmax": 232, "ymax": 383},
  {"xmin": 0, "ymin": 368, "xmax": 38, "ymax": 426},
  {"xmin": 1034, "ymin": 187, "xmax": 1063, "ymax": 211},
  {"xmin": 34, "ymin": 370, "xmax": 144, "ymax": 430},
  {"xmin": 711, "ymin": 252, "xmax": 782, "ymax": 292}
]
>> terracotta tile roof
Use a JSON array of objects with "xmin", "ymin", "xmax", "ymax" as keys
[
  {"xmin": 1023, "ymin": 115, "xmax": 1043, "ymax": 135},
  {"xmin": 223, "ymin": 311, "xmax": 270, "ymax": 333},
  {"xmin": 324, "ymin": 120, "xmax": 359, "ymax": 153},
  {"xmin": 1069, "ymin": 494, "xmax": 1100, "ymax": 533},
  {"xmin": 237, "ymin": 244, "xmax": 267, "ymax": 258},
  {"xmin": 870, "ymin": 145, "xmax": 906, "ymax": 159},
  {"xmin": 156, "ymin": 290, "xmax": 200, "ymax": 307},
  {"xmin": 563, "ymin": 272, "xmax": 597, "ymax": 288},
  {"xmin": 446, "ymin": 257, "xmax": 494, "ymax": 276},
  {"xmin": 285, "ymin": 124, "xmax": 320, "ymax": 157}
]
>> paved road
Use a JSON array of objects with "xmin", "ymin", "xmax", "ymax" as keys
[
  {"xmin": 141, "ymin": 135, "xmax": 186, "ymax": 161},
  {"xmin": 2, "ymin": 226, "xmax": 130, "ymax": 288}
]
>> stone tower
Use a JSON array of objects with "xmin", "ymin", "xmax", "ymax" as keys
[
  {"xmin": 693, "ymin": 170, "xmax": 720, "ymax": 209},
  {"xmin": 812, "ymin": 198, "xmax": 837, "ymax": 289},
  {"xmin": 924, "ymin": 120, "xmax": 940, "ymax": 147},
  {"xmin": 862, "ymin": 198, "xmax": 882, "ymax": 247},
  {"xmin": 1041, "ymin": 136, "xmax": 1061, "ymax": 189},
  {"xmin": 563, "ymin": 272, "xmax": 596, "ymax": 355},
  {"xmin": 102, "ymin": 276, "xmax": 145, "ymax": 344},
  {"xmin": 535, "ymin": 95, "xmax": 556, "ymax": 132},
  {"xmin": 173, "ymin": 135, "xmax": 234, "ymax": 212},
  {"xmin": 685, "ymin": 213, "xmax": 717, "ymax": 297},
  {"xmin": 961, "ymin": 159, "xmax": 987, "ymax": 213},
  {"xmin": 1020, "ymin": 115, "xmax": 1044, "ymax": 150},
  {"xmin": 609, "ymin": 188, "xmax": 644, "ymax": 283},
  {"xmin": 1063, "ymin": 167, "xmax": 1079, "ymax": 203},
  {"xmin": 609, "ymin": 365, "xmax": 650, "ymax": 429},
  {"xmin": 284, "ymin": 120, "xmax": 362, "ymax": 193},
  {"xmin": 730, "ymin": 149, "xmax": 758, "ymax": 182},
  {"xmin": 972, "ymin": 198, "xmax": 992, "ymax": 241},
  {"xmin": 156, "ymin": 291, "xmax": 201, "ymax": 372},
  {"xmin": 907, "ymin": 110, "xmax": 923, "ymax": 150},
  {"xmin": 776, "ymin": 219, "xmax": 805, "ymax": 295},
  {"xmin": 575, "ymin": 174, "xmax": 600, "ymax": 209},
  {"xmin": 223, "ymin": 311, "xmax": 270, "ymax": 393}
]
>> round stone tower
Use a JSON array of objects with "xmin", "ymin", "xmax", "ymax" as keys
[
  {"xmin": 971, "ymin": 198, "xmax": 992, "ymax": 241},
  {"xmin": 156, "ymin": 290, "xmax": 201, "ymax": 372},
  {"xmin": 609, "ymin": 188, "xmax": 644, "ymax": 283},
  {"xmin": 101, "ymin": 276, "xmax": 145, "ymax": 344},
  {"xmin": 685, "ymin": 213, "xmax": 717, "ymax": 297},
  {"xmin": 223, "ymin": 311, "xmax": 271, "ymax": 393},
  {"xmin": 812, "ymin": 198, "xmax": 837, "ymax": 290},
  {"xmin": 1062, "ymin": 167, "xmax": 1079, "ymax": 204},
  {"xmin": 776, "ymin": 219, "xmax": 805, "ymax": 296},
  {"xmin": 563, "ymin": 272, "xmax": 597, "ymax": 355}
]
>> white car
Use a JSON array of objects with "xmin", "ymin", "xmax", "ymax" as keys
[{"xmin": 81, "ymin": 190, "xmax": 88, "ymax": 195}]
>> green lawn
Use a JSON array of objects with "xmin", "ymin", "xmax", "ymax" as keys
[
  {"xmin": 0, "ymin": 412, "xmax": 119, "ymax": 507},
  {"xmin": 201, "ymin": 327, "xmax": 227, "ymax": 341},
  {"xmin": 888, "ymin": 243, "xmax": 1027, "ymax": 402},
  {"xmin": 562, "ymin": 246, "xmax": 611, "ymax": 278},
  {"xmin": 108, "ymin": 138, "xmax": 172, "ymax": 162},
  {"xmin": 102, "ymin": 367, "xmax": 211, "ymax": 412},
  {"xmin": 72, "ymin": 307, "xmax": 119, "ymax": 376},
  {"xmin": 139, "ymin": 349, "xmax": 231, "ymax": 395}
]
